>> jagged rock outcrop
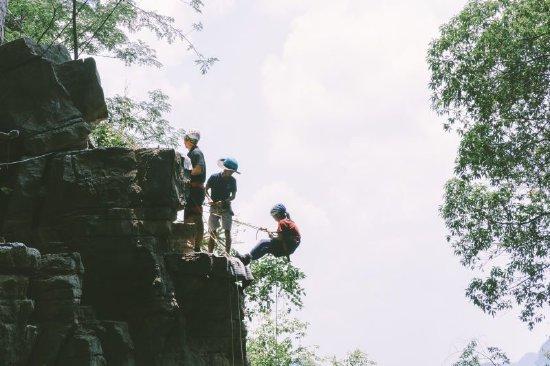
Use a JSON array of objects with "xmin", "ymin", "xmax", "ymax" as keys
[
  {"xmin": 0, "ymin": 37, "xmax": 249, "ymax": 365},
  {"xmin": 0, "ymin": 37, "xmax": 107, "ymax": 161},
  {"xmin": 0, "ymin": 0, "xmax": 6, "ymax": 43}
]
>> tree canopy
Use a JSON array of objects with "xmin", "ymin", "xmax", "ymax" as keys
[
  {"xmin": 246, "ymin": 256, "xmax": 306, "ymax": 317},
  {"xmin": 247, "ymin": 314, "xmax": 320, "ymax": 366},
  {"xmin": 452, "ymin": 340, "xmax": 510, "ymax": 366},
  {"xmin": 428, "ymin": 0, "xmax": 549, "ymax": 327},
  {"xmin": 5, "ymin": 0, "xmax": 217, "ymax": 70}
]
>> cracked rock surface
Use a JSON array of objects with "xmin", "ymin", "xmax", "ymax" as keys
[{"xmin": 0, "ymin": 38, "xmax": 249, "ymax": 366}]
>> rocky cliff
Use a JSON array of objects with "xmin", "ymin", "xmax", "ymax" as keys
[{"xmin": 0, "ymin": 38, "xmax": 249, "ymax": 366}]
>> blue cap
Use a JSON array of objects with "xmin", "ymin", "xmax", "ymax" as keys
[
  {"xmin": 270, "ymin": 203, "xmax": 287, "ymax": 217},
  {"xmin": 218, "ymin": 157, "xmax": 241, "ymax": 174}
]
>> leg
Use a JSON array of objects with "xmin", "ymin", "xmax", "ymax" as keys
[
  {"xmin": 183, "ymin": 207, "xmax": 196, "ymax": 249},
  {"xmin": 224, "ymin": 230, "xmax": 232, "ymax": 253},
  {"xmin": 208, "ymin": 236, "xmax": 216, "ymax": 253},
  {"xmin": 190, "ymin": 188, "xmax": 205, "ymax": 251},
  {"xmin": 208, "ymin": 212, "xmax": 221, "ymax": 253},
  {"xmin": 222, "ymin": 212, "xmax": 233, "ymax": 253},
  {"xmin": 250, "ymin": 238, "xmax": 276, "ymax": 261},
  {"xmin": 195, "ymin": 218, "xmax": 204, "ymax": 250}
]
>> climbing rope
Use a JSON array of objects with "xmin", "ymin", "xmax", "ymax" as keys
[
  {"xmin": 0, "ymin": 151, "xmax": 57, "ymax": 168},
  {"xmin": 228, "ymin": 278, "xmax": 236, "ymax": 366},
  {"xmin": 203, "ymin": 203, "xmax": 271, "ymax": 238},
  {"xmin": 234, "ymin": 273, "xmax": 246, "ymax": 366},
  {"xmin": 275, "ymin": 283, "xmax": 279, "ymax": 356}
]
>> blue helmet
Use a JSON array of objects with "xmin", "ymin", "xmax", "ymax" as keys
[
  {"xmin": 270, "ymin": 203, "xmax": 287, "ymax": 217},
  {"xmin": 218, "ymin": 157, "xmax": 241, "ymax": 174}
]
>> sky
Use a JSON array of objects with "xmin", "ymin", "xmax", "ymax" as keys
[{"xmin": 93, "ymin": 0, "xmax": 550, "ymax": 365}]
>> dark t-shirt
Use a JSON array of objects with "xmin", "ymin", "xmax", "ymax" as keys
[
  {"xmin": 277, "ymin": 218, "xmax": 301, "ymax": 243},
  {"xmin": 207, "ymin": 172, "xmax": 237, "ymax": 202},
  {"xmin": 187, "ymin": 146, "xmax": 206, "ymax": 184}
]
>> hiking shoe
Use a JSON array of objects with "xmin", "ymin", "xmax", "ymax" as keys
[{"xmin": 235, "ymin": 252, "xmax": 251, "ymax": 266}]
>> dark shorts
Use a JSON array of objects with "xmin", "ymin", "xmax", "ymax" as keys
[
  {"xmin": 271, "ymin": 239, "xmax": 300, "ymax": 257},
  {"xmin": 184, "ymin": 187, "xmax": 205, "ymax": 218}
]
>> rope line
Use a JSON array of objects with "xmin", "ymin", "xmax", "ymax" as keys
[
  {"xmin": 275, "ymin": 283, "xmax": 279, "ymax": 356},
  {"xmin": 228, "ymin": 279, "xmax": 236, "ymax": 366},
  {"xmin": 0, "ymin": 151, "xmax": 57, "ymax": 168},
  {"xmin": 234, "ymin": 274, "xmax": 245, "ymax": 366}
]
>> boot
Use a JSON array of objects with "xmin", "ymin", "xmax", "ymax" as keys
[
  {"xmin": 208, "ymin": 238, "xmax": 215, "ymax": 253},
  {"xmin": 235, "ymin": 252, "xmax": 251, "ymax": 266}
]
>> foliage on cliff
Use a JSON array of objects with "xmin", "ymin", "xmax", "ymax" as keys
[{"xmin": 91, "ymin": 89, "xmax": 184, "ymax": 148}]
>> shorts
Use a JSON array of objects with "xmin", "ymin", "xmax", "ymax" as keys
[
  {"xmin": 271, "ymin": 239, "xmax": 300, "ymax": 257},
  {"xmin": 184, "ymin": 187, "xmax": 205, "ymax": 219},
  {"xmin": 208, "ymin": 209, "xmax": 233, "ymax": 232}
]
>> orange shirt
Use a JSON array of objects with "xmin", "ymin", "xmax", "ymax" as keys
[{"xmin": 277, "ymin": 218, "xmax": 301, "ymax": 243}]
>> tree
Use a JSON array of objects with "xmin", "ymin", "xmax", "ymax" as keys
[
  {"xmin": 246, "ymin": 256, "xmax": 306, "ymax": 317},
  {"xmin": 247, "ymin": 314, "xmax": 320, "ymax": 366},
  {"xmin": 90, "ymin": 89, "xmax": 184, "ymax": 148},
  {"xmin": 330, "ymin": 350, "xmax": 377, "ymax": 366},
  {"xmin": 242, "ymin": 254, "xmax": 375, "ymax": 365},
  {"xmin": 452, "ymin": 340, "xmax": 510, "ymax": 366},
  {"xmin": 427, "ymin": 0, "xmax": 550, "ymax": 327},
  {"xmin": 4, "ymin": 0, "xmax": 217, "ymax": 70}
]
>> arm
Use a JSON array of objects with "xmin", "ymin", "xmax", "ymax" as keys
[
  {"xmin": 226, "ymin": 190, "xmax": 236, "ymax": 202},
  {"xmin": 204, "ymin": 183, "xmax": 212, "ymax": 203},
  {"xmin": 191, "ymin": 164, "xmax": 203, "ymax": 176},
  {"xmin": 189, "ymin": 149, "xmax": 205, "ymax": 176}
]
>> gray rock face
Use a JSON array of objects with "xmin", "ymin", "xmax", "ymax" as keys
[
  {"xmin": 0, "ymin": 243, "xmax": 248, "ymax": 366},
  {"xmin": 0, "ymin": 38, "xmax": 248, "ymax": 365},
  {"xmin": 0, "ymin": 38, "xmax": 107, "ymax": 161},
  {"xmin": 0, "ymin": 0, "xmax": 6, "ymax": 44}
]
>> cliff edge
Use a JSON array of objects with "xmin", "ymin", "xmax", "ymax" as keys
[{"xmin": 0, "ymin": 38, "xmax": 249, "ymax": 366}]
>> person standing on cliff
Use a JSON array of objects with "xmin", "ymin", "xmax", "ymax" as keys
[
  {"xmin": 235, "ymin": 204, "xmax": 301, "ymax": 265},
  {"xmin": 183, "ymin": 130, "xmax": 206, "ymax": 252},
  {"xmin": 205, "ymin": 158, "xmax": 240, "ymax": 254}
]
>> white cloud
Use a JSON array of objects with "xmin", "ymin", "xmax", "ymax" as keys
[
  {"xmin": 256, "ymin": 0, "xmax": 550, "ymax": 364},
  {"xmin": 94, "ymin": 0, "xmax": 550, "ymax": 364},
  {"xmin": 204, "ymin": 0, "xmax": 236, "ymax": 17},
  {"xmin": 256, "ymin": 0, "xmax": 311, "ymax": 17}
]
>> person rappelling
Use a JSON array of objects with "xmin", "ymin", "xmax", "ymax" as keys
[
  {"xmin": 205, "ymin": 158, "xmax": 240, "ymax": 254},
  {"xmin": 182, "ymin": 129, "xmax": 206, "ymax": 252},
  {"xmin": 235, "ymin": 203, "xmax": 300, "ymax": 265}
]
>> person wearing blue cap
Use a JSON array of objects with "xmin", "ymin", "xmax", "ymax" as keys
[
  {"xmin": 235, "ymin": 204, "xmax": 301, "ymax": 265},
  {"xmin": 205, "ymin": 158, "xmax": 240, "ymax": 253}
]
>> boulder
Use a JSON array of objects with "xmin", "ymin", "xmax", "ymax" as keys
[
  {"xmin": 0, "ymin": 274, "xmax": 29, "ymax": 299},
  {"xmin": 55, "ymin": 58, "xmax": 108, "ymax": 124},
  {"xmin": 39, "ymin": 252, "xmax": 84, "ymax": 275},
  {"xmin": 0, "ymin": 242, "xmax": 40, "ymax": 273},
  {"xmin": 0, "ymin": 38, "xmax": 107, "ymax": 161}
]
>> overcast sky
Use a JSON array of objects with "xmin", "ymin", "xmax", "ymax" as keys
[{"xmin": 94, "ymin": 0, "xmax": 549, "ymax": 364}]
